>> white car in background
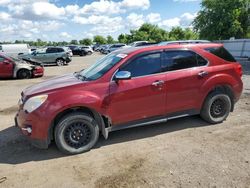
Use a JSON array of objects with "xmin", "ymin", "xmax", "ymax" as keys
[
  {"xmin": 81, "ymin": 46, "xmax": 93, "ymax": 55},
  {"xmin": 0, "ymin": 44, "xmax": 31, "ymax": 57}
]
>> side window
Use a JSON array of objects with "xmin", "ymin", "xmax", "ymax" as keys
[
  {"xmin": 0, "ymin": 56, "xmax": 5, "ymax": 62},
  {"xmin": 57, "ymin": 48, "xmax": 64, "ymax": 53},
  {"xmin": 121, "ymin": 53, "xmax": 161, "ymax": 77},
  {"xmin": 197, "ymin": 54, "xmax": 208, "ymax": 66},
  {"xmin": 0, "ymin": 46, "xmax": 2, "ymax": 51},
  {"xmin": 162, "ymin": 50, "xmax": 206, "ymax": 72},
  {"xmin": 46, "ymin": 48, "xmax": 58, "ymax": 53},
  {"xmin": 46, "ymin": 48, "xmax": 53, "ymax": 53}
]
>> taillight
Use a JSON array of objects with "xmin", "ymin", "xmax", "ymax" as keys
[{"xmin": 235, "ymin": 63, "xmax": 243, "ymax": 77}]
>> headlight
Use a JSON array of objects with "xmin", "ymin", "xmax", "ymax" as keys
[{"xmin": 23, "ymin": 95, "xmax": 48, "ymax": 113}]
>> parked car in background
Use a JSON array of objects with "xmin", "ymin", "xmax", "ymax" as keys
[
  {"xmin": 69, "ymin": 46, "xmax": 88, "ymax": 56},
  {"xmin": 158, "ymin": 40, "xmax": 210, "ymax": 46},
  {"xmin": 15, "ymin": 43, "xmax": 243, "ymax": 154},
  {"xmin": 0, "ymin": 53, "xmax": 44, "ymax": 79},
  {"xmin": 103, "ymin": 43, "xmax": 126, "ymax": 54},
  {"xmin": 98, "ymin": 44, "xmax": 110, "ymax": 53},
  {"xmin": 0, "ymin": 44, "xmax": 31, "ymax": 57},
  {"xmin": 128, "ymin": 41, "xmax": 157, "ymax": 47},
  {"xmin": 81, "ymin": 46, "xmax": 93, "ymax": 55},
  {"xmin": 93, "ymin": 44, "xmax": 100, "ymax": 51},
  {"xmin": 19, "ymin": 47, "xmax": 72, "ymax": 66}
]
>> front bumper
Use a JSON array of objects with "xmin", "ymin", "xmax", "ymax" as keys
[
  {"xmin": 15, "ymin": 109, "xmax": 50, "ymax": 149},
  {"xmin": 32, "ymin": 67, "xmax": 44, "ymax": 77},
  {"xmin": 65, "ymin": 57, "xmax": 72, "ymax": 63}
]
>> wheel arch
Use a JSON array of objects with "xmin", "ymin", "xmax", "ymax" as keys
[
  {"xmin": 202, "ymin": 84, "xmax": 235, "ymax": 112},
  {"xmin": 14, "ymin": 68, "xmax": 31, "ymax": 78},
  {"xmin": 48, "ymin": 106, "xmax": 109, "ymax": 144}
]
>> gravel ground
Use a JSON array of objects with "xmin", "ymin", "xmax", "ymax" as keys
[{"xmin": 0, "ymin": 53, "xmax": 250, "ymax": 188}]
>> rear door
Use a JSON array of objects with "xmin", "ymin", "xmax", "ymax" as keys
[
  {"xmin": 162, "ymin": 50, "xmax": 209, "ymax": 115},
  {"xmin": 0, "ymin": 56, "xmax": 14, "ymax": 78},
  {"xmin": 108, "ymin": 52, "xmax": 167, "ymax": 125},
  {"xmin": 45, "ymin": 48, "xmax": 58, "ymax": 63}
]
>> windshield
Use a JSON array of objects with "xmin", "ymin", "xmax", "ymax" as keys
[{"xmin": 78, "ymin": 53, "xmax": 123, "ymax": 81}]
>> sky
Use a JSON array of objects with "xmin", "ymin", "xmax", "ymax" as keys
[{"xmin": 0, "ymin": 0, "xmax": 202, "ymax": 42}]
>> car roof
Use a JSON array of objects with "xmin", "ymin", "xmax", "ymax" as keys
[
  {"xmin": 159, "ymin": 40, "xmax": 210, "ymax": 44},
  {"xmin": 114, "ymin": 43, "xmax": 223, "ymax": 55}
]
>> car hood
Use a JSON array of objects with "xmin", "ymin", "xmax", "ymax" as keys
[{"xmin": 23, "ymin": 73, "xmax": 82, "ymax": 96}]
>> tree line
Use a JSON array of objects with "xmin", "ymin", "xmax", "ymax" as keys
[{"xmin": 0, "ymin": 0, "xmax": 249, "ymax": 46}]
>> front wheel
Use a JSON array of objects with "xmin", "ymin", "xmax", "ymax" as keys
[
  {"xmin": 55, "ymin": 113, "xmax": 99, "ymax": 154},
  {"xmin": 17, "ymin": 69, "xmax": 31, "ymax": 79},
  {"xmin": 200, "ymin": 91, "xmax": 232, "ymax": 124}
]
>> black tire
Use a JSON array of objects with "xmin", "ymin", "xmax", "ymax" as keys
[
  {"xmin": 17, "ymin": 69, "xmax": 31, "ymax": 79},
  {"xmin": 55, "ymin": 113, "xmax": 99, "ymax": 154},
  {"xmin": 56, "ymin": 58, "xmax": 65, "ymax": 66},
  {"xmin": 80, "ymin": 51, "xmax": 86, "ymax": 56},
  {"xmin": 200, "ymin": 91, "xmax": 232, "ymax": 124},
  {"xmin": 87, "ymin": 51, "xmax": 93, "ymax": 55}
]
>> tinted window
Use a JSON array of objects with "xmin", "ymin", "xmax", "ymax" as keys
[
  {"xmin": 0, "ymin": 56, "xmax": 5, "ymax": 62},
  {"xmin": 205, "ymin": 47, "xmax": 236, "ymax": 62},
  {"xmin": 0, "ymin": 46, "xmax": 2, "ymax": 51},
  {"xmin": 162, "ymin": 51, "xmax": 198, "ymax": 71},
  {"xmin": 56, "ymin": 48, "xmax": 64, "ymax": 52},
  {"xmin": 197, "ymin": 54, "xmax": 208, "ymax": 66},
  {"xmin": 46, "ymin": 48, "xmax": 57, "ymax": 53},
  {"xmin": 121, "ymin": 53, "xmax": 161, "ymax": 77}
]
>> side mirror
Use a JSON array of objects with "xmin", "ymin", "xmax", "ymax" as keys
[{"xmin": 114, "ymin": 71, "xmax": 131, "ymax": 81}]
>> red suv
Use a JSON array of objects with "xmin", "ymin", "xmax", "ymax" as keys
[{"xmin": 15, "ymin": 43, "xmax": 243, "ymax": 154}]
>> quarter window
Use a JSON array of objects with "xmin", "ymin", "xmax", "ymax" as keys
[
  {"xmin": 121, "ymin": 53, "xmax": 161, "ymax": 77},
  {"xmin": 205, "ymin": 47, "xmax": 236, "ymax": 62}
]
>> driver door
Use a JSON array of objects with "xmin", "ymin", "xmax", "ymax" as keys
[
  {"xmin": 107, "ymin": 52, "xmax": 166, "ymax": 126},
  {"xmin": 0, "ymin": 56, "xmax": 14, "ymax": 78}
]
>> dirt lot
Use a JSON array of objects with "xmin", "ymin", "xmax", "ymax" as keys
[{"xmin": 0, "ymin": 54, "xmax": 250, "ymax": 188}]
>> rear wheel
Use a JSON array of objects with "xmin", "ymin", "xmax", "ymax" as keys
[
  {"xmin": 200, "ymin": 91, "xmax": 231, "ymax": 124},
  {"xmin": 55, "ymin": 113, "xmax": 99, "ymax": 154},
  {"xmin": 56, "ymin": 58, "xmax": 65, "ymax": 66},
  {"xmin": 17, "ymin": 69, "xmax": 31, "ymax": 79}
]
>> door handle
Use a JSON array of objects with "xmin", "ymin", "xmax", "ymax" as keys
[
  {"xmin": 152, "ymin": 80, "xmax": 165, "ymax": 86},
  {"xmin": 198, "ymin": 71, "xmax": 208, "ymax": 77}
]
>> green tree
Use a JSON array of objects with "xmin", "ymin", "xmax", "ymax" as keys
[
  {"xmin": 138, "ymin": 23, "xmax": 169, "ymax": 42},
  {"xmin": 183, "ymin": 28, "xmax": 199, "ymax": 40},
  {"xmin": 70, "ymin": 40, "xmax": 78, "ymax": 45},
  {"xmin": 193, "ymin": 0, "xmax": 250, "ymax": 40},
  {"xmin": 118, "ymin": 34, "xmax": 131, "ymax": 44},
  {"xmin": 107, "ymin": 35, "xmax": 115, "ymax": 44},
  {"xmin": 93, "ymin": 35, "xmax": 107, "ymax": 44},
  {"xmin": 169, "ymin": 27, "xmax": 185, "ymax": 40},
  {"xmin": 79, "ymin": 38, "xmax": 92, "ymax": 45}
]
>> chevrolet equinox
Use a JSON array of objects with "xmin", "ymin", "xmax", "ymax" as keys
[{"xmin": 15, "ymin": 43, "xmax": 243, "ymax": 154}]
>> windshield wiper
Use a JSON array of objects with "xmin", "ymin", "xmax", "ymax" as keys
[{"xmin": 74, "ymin": 72, "xmax": 86, "ymax": 81}]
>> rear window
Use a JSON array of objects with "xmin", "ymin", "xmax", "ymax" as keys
[{"xmin": 205, "ymin": 46, "xmax": 236, "ymax": 62}]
